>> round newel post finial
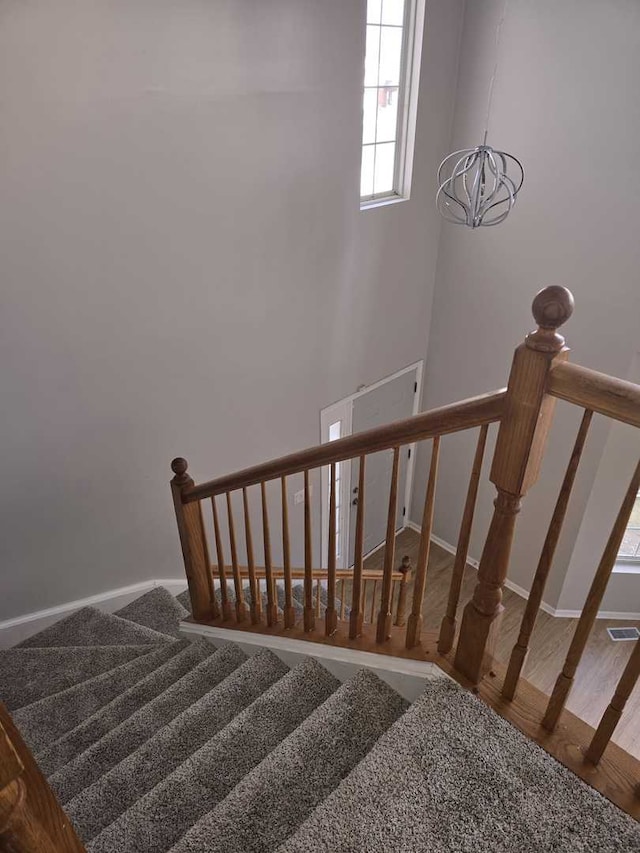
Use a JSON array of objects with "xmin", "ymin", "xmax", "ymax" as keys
[
  {"xmin": 526, "ymin": 285, "xmax": 575, "ymax": 352},
  {"xmin": 171, "ymin": 457, "xmax": 191, "ymax": 485}
]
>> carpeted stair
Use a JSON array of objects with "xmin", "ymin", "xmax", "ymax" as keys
[
  {"xmin": 1, "ymin": 585, "xmax": 639, "ymax": 852},
  {"xmin": 277, "ymin": 678, "xmax": 640, "ymax": 853}
]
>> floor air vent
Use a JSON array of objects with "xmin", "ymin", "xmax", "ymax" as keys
[{"xmin": 607, "ymin": 626, "xmax": 640, "ymax": 642}]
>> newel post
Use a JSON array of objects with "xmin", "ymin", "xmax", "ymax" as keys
[
  {"xmin": 454, "ymin": 286, "xmax": 574, "ymax": 684},
  {"xmin": 170, "ymin": 457, "xmax": 215, "ymax": 622}
]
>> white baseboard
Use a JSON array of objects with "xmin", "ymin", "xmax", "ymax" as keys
[
  {"xmin": 0, "ymin": 578, "xmax": 188, "ymax": 648},
  {"xmin": 405, "ymin": 522, "xmax": 640, "ymax": 621}
]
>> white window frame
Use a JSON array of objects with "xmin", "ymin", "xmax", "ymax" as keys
[{"xmin": 360, "ymin": 0, "xmax": 426, "ymax": 210}]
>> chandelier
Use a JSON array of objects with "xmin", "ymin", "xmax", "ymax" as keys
[{"xmin": 436, "ymin": 0, "xmax": 524, "ymax": 228}]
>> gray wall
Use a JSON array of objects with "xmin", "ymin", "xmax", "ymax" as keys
[
  {"xmin": 0, "ymin": 0, "xmax": 464, "ymax": 618},
  {"xmin": 411, "ymin": 0, "xmax": 640, "ymax": 609}
]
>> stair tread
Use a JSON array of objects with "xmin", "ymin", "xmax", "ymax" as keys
[
  {"xmin": 17, "ymin": 606, "xmax": 172, "ymax": 649},
  {"xmin": 88, "ymin": 657, "xmax": 339, "ymax": 853},
  {"xmin": 167, "ymin": 668, "xmax": 408, "ymax": 853},
  {"xmin": 69, "ymin": 649, "xmax": 288, "ymax": 842},
  {"xmin": 0, "ymin": 644, "xmax": 156, "ymax": 710},
  {"xmin": 277, "ymin": 678, "xmax": 640, "ymax": 853},
  {"xmin": 115, "ymin": 587, "xmax": 189, "ymax": 638},
  {"xmin": 49, "ymin": 643, "xmax": 246, "ymax": 804},
  {"xmin": 12, "ymin": 640, "xmax": 184, "ymax": 753},
  {"xmin": 36, "ymin": 640, "xmax": 209, "ymax": 776}
]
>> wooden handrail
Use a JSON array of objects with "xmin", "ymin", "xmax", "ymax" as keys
[
  {"xmin": 181, "ymin": 390, "xmax": 507, "ymax": 503},
  {"xmin": 547, "ymin": 362, "xmax": 640, "ymax": 428}
]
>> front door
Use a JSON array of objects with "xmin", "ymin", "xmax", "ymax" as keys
[{"xmin": 347, "ymin": 367, "xmax": 418, "ymax": 563}]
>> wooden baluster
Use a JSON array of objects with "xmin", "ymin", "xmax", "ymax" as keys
[
  {"xmin": 315, "ymin": 579, "xmax": 322, "ymax": 617},
  {"xmin": 200, "ymin": 501, "xmax": 219, "ymax": 620},
  {"xmin": 0, "ymin": 706, "xmax": 85, "ymax": 852},
  {"xmin": 349, "ymin": 455, "xmax": 366, "ymax": 639},
  {"xmin": 503, "ymin": 409, "xmax": 593, "ymax": 699},
  {"xmin": 226, "ymin": 491, "xmax": 247, "ymax": 622},
  {"xmin": 340, "ymin": 579, "xmax": 346, "ymax": 620},
  {"xmin": 170, "ymin": 458, "xmax": 215, "ymax": 621},
  {"xmin": 406, "ymin": 438, "xmax": 440, "ymax": 648},
  {"xmin": 394, "ymin": 556, "xmax": 412, "ymax": 627},
  {"xmin": 281, "ymin": 476, "xmax": 296, "ymax": 628},
  {"xmin": 242, "ymin": 487, "xmax": 261, "ymax": 625},
  {"xmin": 211, "ymin": 497, "xmax": 232, "ymax": 621},
  {"xmin": 586, "ymin": 637, "xmax": 640, "ymax": 764},
  {"xmin": 455, "ymin": 286, "xmax": 574, "ymax": 684},
  {"xmin": 376, "ymin": 447, "xmax": 401, "ymax": 643},
  {"xmin": 361, "ymin": 580, "xmax": 368, "ymax": 623},
  {"xmin": 325, "ymin": 462, "xmax": 338, "ymax": 636},
  {"xmin": 303, "ymin": 470, "xmax": 315, "ymax": 632},
  {"xmin": 438, "ymin": 425, "xmax": 488, "ymax": 654},
  {"xmin": 260, "ymin": 482, "xmax": 278, "ymax": 627},
  {"xmin": 543, "ymin": 458, "xmax": 640, "ymax": 731},
  {"xmin": 367, "ymin": 580, "xmax": 375, "ymax": 623}
]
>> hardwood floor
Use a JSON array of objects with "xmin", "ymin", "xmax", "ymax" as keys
[{"xmin": 363, "ymin": 528, "xmax": 640, "ymax": 759}]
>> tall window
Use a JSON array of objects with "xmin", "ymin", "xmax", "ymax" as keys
[{"xmin": 360, "ymin": 0, "xmax": 423, "ymax": 206}]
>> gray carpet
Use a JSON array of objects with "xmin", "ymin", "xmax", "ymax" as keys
[
  {"xmin": 67, "ymin": 649, "xmax": 288, "ymax": 841},
  {"xmin": 0, "ymin": 644, "xmax": 155, "ymax": 709},
  {"xmin": 168, "ymin": 670, "xmax": 409, "ymax": 853},
  {"xmin": 12, "ymin": 640, "xmax": 185, "ymax": 752},
  {"xmin": 2, "ymin": 586, "xmax": 638, "ymax": 853},
  {"xmin": 116, "ymin": 587, "xmax": 189, "ymax": 638},
  {"xmin": 35, "ymin": 640, "xmax": 211, "ymax": 776},
  {"xmin": 50, "ymin": 643, "xmax": 246, "ymax": 804},
  {"xmin": 17, "ymin": 605, "xmax": 172, "ymax": 648},
  {"xmin": 278, "ymin": 678, "xmax": 640, "ymax": 853},
  {"xmin": 89, "ymin": 657, "xmax": 340, "ymax": 853}
]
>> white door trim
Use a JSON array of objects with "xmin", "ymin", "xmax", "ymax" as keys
[{"xmin": 320, "ymin": 360, "xmax": 423, "ymax": 571}]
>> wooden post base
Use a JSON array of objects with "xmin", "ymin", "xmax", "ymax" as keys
[
  {"xmin": 303, "ymin": 608, "xmax": 315, "ymax": 633},
  {"xmin": 376, "ymin": 611, "xmax": 392, "ymax": 644},
  {"xmin": 283, "ymin": 607, "xmax": 297, "ymax": 629},
  {"xmin": 325, "ymin": 608, "xmax": 338, "ymax": 637},
  {"xmin": 405, "ymin": 613, "xmax": 422, "ymax": 650},
  {"xmin": 586, "ymin": 706, "xmax": 622, "ymax": 765},
  {"xmin": 437, "ymin": 615, "xmax": 456, "ymax": 654},
  {"xmin": 349, "ymin": 610, "xmax": 363, "ymax": 640},
  {"xmin": 454, "ymin": 601, "xmax": 503, "ymax": 684},
  {"xmin": 502, "ymin": 643, "xmax": 528, "ymax": 700},
  {"xmin": 265, "ymin": 604, "xmax": 279, "ymax": 628},
  {"xmin": 543, "ymin": 672, "xmax": 573, "ymax": 731}
]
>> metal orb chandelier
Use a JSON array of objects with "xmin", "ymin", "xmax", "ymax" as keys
[
  {"xmin": 436, "ymin": 0, "xmax": 524, "ymax": 228},
  {"xmin": 436, "ymin": 134, "xmax": 524, "ymax": 228}
]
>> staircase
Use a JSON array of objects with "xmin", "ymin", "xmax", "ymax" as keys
[{"xmin": 2, "ymin": 585, "xmax": 639, "ymax": 852}]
